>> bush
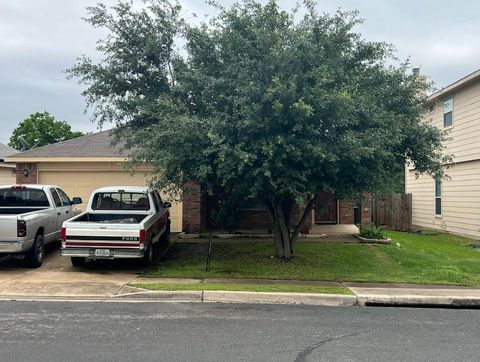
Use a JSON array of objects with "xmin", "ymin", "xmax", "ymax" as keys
[{"xmin": 359, "ymin": 224, "xmax": 386, "ymax": 239}]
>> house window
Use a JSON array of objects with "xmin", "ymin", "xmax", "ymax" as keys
[
  {"xmin": 435, "ymin": 176, "xmax": 442, "ymax": 216},
  {"xmin": 443, "ymin": 97, "xmax": 453, "ymax": 128},
  {"xmin": 427, "ymin": 104, "xmax": 434, "ymax": 113}
]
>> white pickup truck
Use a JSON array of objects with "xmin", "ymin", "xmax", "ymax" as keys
[
  {"xmin": 0, "ymin": 185, "xmax": 82, "ymax": 267},
  {"xmin": 61, "ymin": 186, "xmax": 171, "ymax": 266}
]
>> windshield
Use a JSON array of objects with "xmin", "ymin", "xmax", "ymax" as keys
[
  {"xmin": 92, "ymin": 192, "xmax": 150, "ymax": 211},
  {"xmin": 0, "ymin": 188, "xmax": 49, "ymax": 207}
]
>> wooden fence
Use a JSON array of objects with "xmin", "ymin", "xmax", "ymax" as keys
[{"xmin": 373, "ymin": 193, "xmax": 412, "ymax": 231}]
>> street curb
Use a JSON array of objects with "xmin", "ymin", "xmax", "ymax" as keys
[
  {"xmin": 114, "ymin": 290, "xmax": 358, "ymax": 306},
  {"xmin": 202, "ymin": 291, "xmax": 358, "ymax": 306},
  {"xmin": 113, "ymin": 290, "xmax": 203, "ymax": 302},
  {"xmin": 358, "ymin": 295, "xmax": 480, "ymax": 308},
  {"xmin": 4, "ymin": 292, "xmax": 480, "ymax": 308}
]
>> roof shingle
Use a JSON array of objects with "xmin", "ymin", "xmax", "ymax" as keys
[
  {"xmin": 0, "ymin": 143, "xmax": 18, "ymax": 159},
  {"xmin": 9, "ymin": 130, "xmax": 128, "ymax": 158}
]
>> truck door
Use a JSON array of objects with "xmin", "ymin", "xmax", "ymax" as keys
[
  {"xmin": 56, "ymin": 188, "xmax": 75, "ymax": 223},
  {"xmin": 49, "ymin": 188, "xmax": 69, "ymax": 231}
]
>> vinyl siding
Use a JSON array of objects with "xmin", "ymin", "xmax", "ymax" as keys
[
  {"xmin": 424, "ymin": 80, "xmax": 480, "ymax": 164},
  {"xmin": 406, "ymin": 160, "xmax": 480, "ymax": 239}
]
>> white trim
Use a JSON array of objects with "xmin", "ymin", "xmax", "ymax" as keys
[
  {"xmin": 0, "ymin": 163, "xmax": 16, "ymax": 169},
  {"xmin": 428, "ymin": 68, "xmax": 480, "ymax": 102}
]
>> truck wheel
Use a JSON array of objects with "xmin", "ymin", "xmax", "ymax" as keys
[
  {"xmin": 161, "ymin": 224, "xmax": 171, "ymax": 246},
  {"xmin": 71, "ymin": 257, "xmax": 86, "ymax": 267},
  {"xmin": 142, "ymin": 243, "xmax": 154, "ymax": 266},
  {"xmin": 25, "ymin": 234, "xmax": 45, "ymax": 268},
  {"xmin": 154, "ymin": 224, "xmax": 171, "ymax": 260}
]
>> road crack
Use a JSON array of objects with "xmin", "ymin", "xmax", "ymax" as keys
[{"xmin": 294, "ymin": 333, "xmax": 358, "ymax": 362}]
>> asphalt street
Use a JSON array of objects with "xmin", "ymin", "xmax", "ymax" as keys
[{"xmin": 0, "ymin": 301, "xmax": 479, "ymax": 361}]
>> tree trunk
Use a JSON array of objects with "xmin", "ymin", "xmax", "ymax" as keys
[{"xmin": 267, "ymin": 196, "xmax": 315, "ymax": 260}]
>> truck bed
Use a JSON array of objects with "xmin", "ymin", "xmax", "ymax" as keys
[
  {"xmin": 71, "ymin": 213, "xmax": 148, "ymax": 224},
  {"xmin": 0, "ymin": 207, "xmax": 48, "ymax": 215}
]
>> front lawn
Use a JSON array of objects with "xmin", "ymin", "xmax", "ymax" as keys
[{"xmin": 146, "ymin": 231, "xmax": 480, "ymax": 286}]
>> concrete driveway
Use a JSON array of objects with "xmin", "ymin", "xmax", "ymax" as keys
[{"xmin": 0, "ymin": 243, "xmax": 144, "ymax": 299}]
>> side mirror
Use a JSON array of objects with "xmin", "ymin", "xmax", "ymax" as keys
[
  {"xmin": 163, "ymin": 201, "xmax": 172, "ymax": 208},
  {"xmin": 71, "ymin": 197, "xmax": 83, "ymax": 205}
]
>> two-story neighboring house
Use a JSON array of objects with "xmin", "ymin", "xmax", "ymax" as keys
[{"xmin": 406, "ymin": 68, "xmax": 480, "ymax": 238}]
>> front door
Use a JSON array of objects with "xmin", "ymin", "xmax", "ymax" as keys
[{"xmin": 314, "ymin": 192, "xmax": 337, "ymax": 224}]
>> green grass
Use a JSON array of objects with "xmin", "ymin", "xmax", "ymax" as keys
[
  {"xmin": 146, "ymin": 231, "xmax": 480, "ymax": 286},
  {"xmin": 132, "ymin": 283, "xmax": 352, "ymax": 294}
]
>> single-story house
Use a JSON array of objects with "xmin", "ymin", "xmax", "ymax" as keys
[
  {"xmin": 6, "ymin": 131, "xmax": 371, "ymax": 234},
  {"xmin": 406, "ymin": 68, "xmax": 480, "ymax": 238},
  {"xmin": 0, "ymin": 143, "xmax": 18, "ymax": 185},
  {"xmin": 4, "ymin": 131, "xmax": 186, "ymax": 232}
]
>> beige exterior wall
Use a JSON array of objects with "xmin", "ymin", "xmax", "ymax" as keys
[
  {"xmin": 406, "ymin": 157, "xmax": 480, "ymax": 239},
  {"xmin": 406, "ymin": 74, "xmax": 480, "ymax": 239},
  {"xmin": 0, "ymin": 166, "xmax": 16, "ymax": 185},
  {"xmin": 424, "ymin": 80, "xmax": 480, "ymax": 164},
  {"xmin": 36, "ymin": 162, "xmax": 182, "ymax": 232}
]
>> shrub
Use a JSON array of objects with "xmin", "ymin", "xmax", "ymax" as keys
[{"xmin": 359, "ymin": 224, "xmax": 386, "ymax": 239}]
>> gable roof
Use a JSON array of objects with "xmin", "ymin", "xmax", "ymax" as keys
[
  {"xmin": 0, "ymin": 143, "xmax": 18, "ymax": 160},
  {"xmin": 6, "ymin": 130, "xmax": 129, "ymax": 160}
]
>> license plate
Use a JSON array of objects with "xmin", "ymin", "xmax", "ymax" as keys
[{"xmin": 94, "ymin": 249, "xmax": 111, "ymax": 257}]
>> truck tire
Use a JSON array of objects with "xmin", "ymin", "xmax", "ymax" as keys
[
  {"xmin": 25, "ymin": 234, "xmax": 44, "ymax": 268},
  {"xmin": 142, "ymin": 243, "xmax": 154, "ymax": 266},
  {"xmin": 160, "ymin": 224, "xmax": 171, "ymax": 246},
  {"xmin": 71, "ymin": 257, "xmax": 86, "ymax": 267},
  {"xmin": 153, "ymin": 224, "xmax": 171, "ymax": 261}
]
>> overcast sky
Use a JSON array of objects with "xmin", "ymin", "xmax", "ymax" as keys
[{"xmin": 0, "ymin": 0, "xmax": 479, "ymax": 145}]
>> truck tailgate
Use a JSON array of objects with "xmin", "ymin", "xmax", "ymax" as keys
[
  {"xmin": 0, "ymin": 216, "xmax": 18, "ymax": 241},
  {"xmin": 65, "ymin": 223, "xmax": 142, "ymax": 249}
]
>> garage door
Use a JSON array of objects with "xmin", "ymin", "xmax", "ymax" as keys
[{"xmin": 38, "ymin": 170, "xmax": 182, "ymax": 232}]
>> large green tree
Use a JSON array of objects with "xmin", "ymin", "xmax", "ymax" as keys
[
  {"xmin": 69, "ymin": 0, "xmax": 448, "ymax": 259},
  {"xmin": 9, "ymin": 112, "xmax": 84, "ymax": 151}
]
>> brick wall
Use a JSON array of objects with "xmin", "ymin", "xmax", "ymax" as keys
[
  {"xmin": 291, "ymin": 202, "xmax": 312, "ymax": 234},
  {"xmin": 237, "ymin": 203, "xmax": 312, "ymax": 234},
  {"xmin": 361, "ymin": 192, "xmax": 373, "ymax": 225},
  {"xmin": 338, "ymin": 199, "xmax": 355, "ymax": 224},
  {"xmin": 182, "ymin": 183, "xmax": 203, "ymax": 233},
  {"xmin": 16, "ymin": 163, "xmax": 37, "ymax": 184},
  {"xmin": 184, "ymin": 188, "xmax": 365, "ymax": 232},
  {"xmin": 237, "ymin": 209, "xmax": 272, "ymax": 230}
]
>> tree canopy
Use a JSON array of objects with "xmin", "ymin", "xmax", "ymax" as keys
[
  {"xmin": 9, "ymin": 112, "xmax": 84, "ymax": 151},
  {"xmin": 69, "ymin": 0, "xmax": 448, "ymax": 259}
]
